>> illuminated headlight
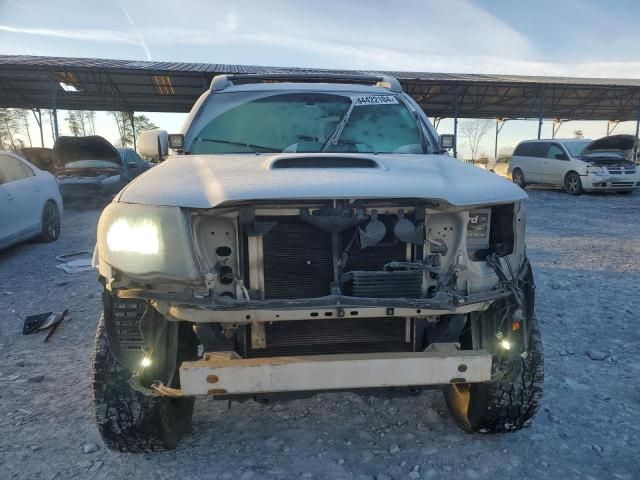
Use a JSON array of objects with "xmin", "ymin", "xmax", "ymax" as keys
[
  {"xmin": 106, "ymin": 218, "xmax": 160, "ymax": 255},
  {"xmin": 97, "ymin": 203, "xmax": 198, "ymax": 280}
]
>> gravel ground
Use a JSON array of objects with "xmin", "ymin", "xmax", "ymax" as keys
[{"xmin": 1, "ymin": 188, "xmax": 639, "ymax": 480}]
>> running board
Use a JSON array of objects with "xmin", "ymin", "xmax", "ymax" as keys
[{"xmin": 177, "ymin": 344, "xmax": 492, "ymax": 396}]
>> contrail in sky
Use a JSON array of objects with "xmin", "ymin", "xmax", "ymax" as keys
[{"xmin": 116, "ymin": 1, "xmax": 152, "ymax": 60}]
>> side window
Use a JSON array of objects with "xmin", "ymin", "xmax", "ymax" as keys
[
  {"xmin": 0, "ymin": 155, "xmax": 31, "ymax": 183},
  {"xmin": 513, "ymin": 143, "xmax": 531, "ymax": 157},
  {"xmin": 19, "ymin": 161, "xmax": 35, "ymax": 177},
  {"xmin": 123, "ymin": 150, "xmax": 143, "ymax": 166},
  {"xmin": 547, "ymin": 144, "xmax": 566, "ymax": 160},
  {"xmin": 529, "ymin": 142, "xmax": 549, "ymax": 158}
]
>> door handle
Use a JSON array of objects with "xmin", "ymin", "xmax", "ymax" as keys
[{"xmin": 7, "ymin": 193, "xmax": 14, "ymax": 201}]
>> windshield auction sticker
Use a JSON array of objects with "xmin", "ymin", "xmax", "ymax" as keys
[{"xmin": 351, "ymin": 95, "xmax": 399, "ymax": 106}]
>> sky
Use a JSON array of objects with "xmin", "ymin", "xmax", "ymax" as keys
[{"xmin": 1, "ymin": 0, "xmax": 639, "ymax": 157}]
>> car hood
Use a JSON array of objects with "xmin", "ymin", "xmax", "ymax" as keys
[
  {"xmin": 53, "ymin": 135, "xmax": 121, "ymax": 168},
  {"xmin": 117, "ymin": 153, "xmax": 527, "ymax": 208},
  {"xmin": 583, "ymin": 134, "xmax": 636, "ymax": 153},
  {"xmin": 580, "ymin": 134, "xmax": 638, "ymax": 163}
]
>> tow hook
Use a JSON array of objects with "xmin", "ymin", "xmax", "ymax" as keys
[{"xmin": 151, "ymin": 380, "xmax": 185, "ymax": 398}]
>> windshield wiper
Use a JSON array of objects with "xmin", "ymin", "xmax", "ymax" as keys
[
  {"xmin": 200, "ymin": 138, "xmax": 281, "ymax": 153},
  {"xmin": 320, "ymin": 102, "xmax": 356, "ymax": 152}
]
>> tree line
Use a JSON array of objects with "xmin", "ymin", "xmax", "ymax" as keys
[{"xmin": 0, "ymin": 108, "xmax": 157, "ymax": 152}]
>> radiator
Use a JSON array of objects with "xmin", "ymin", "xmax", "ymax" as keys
[
  {"xmin": 260, "ymin": 216, "xmax": 408, "ymax": 300},
  {"xmin": 245, "ymin": 317, "xmax": 413, "ymax": 357}
]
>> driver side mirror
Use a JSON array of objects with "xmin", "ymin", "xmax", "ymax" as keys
[
  {"xmin": 555, "ymin": 152, "xmax": 568, "ymax": 161},
  {"xmin": 439, "ymin": 134, "xmax": 455, "ymax": 151},
  {"xmin": 138, "ymin": 129, "xmax": 168, "ymax": 162}
]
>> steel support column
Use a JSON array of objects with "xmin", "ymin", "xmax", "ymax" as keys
[
  {"xmin": 31, "ymin": 108, "xmax": 44, "ymax": 147},
  {"xmin": 50, "ymin": 81, "xmax": 59, "ymax": 140},
  {"xmin": 537, "ymin": 93, "xmax": 544, "ymax": 139},
  {"xmin": 552, "ymin": 119, "xmax": 564, "ymax": 139},
  {"xmin": 606, "ymin": 120, "xmax": 620, "ymax": 136},
  {"xmin": 453, "ymin": 96, "xmax": 459, "ymax": 158},
  {"xmin": 633, "ymin": 106, "xmax": 640, "ymax": 163},
  {"xmin": 494, "ymin": 118, "xmax": 508, "ymax": 160},
  {"xmin": 128, "ymin": 111, "xmax": 136, "ymax": 150}
]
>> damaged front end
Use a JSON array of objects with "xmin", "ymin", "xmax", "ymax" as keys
[
  {"xmin": 53, "ymin": 135, "xmax": 126, "ymax": 201},
  {"xmin": 96, "ymin": 197, "xmax": 530, "ymax": 397}
]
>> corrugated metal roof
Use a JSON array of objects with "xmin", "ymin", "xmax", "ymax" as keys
[{"xmin": 1, "ymin": 54, "xmax": 639, "ymax": 120}]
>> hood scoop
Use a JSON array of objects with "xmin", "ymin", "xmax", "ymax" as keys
[{"xmin": 268, "ymin": 156, "xmax": 382, "ymax": 170}]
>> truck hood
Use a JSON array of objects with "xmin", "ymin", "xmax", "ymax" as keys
[{"xmin": 117, "ymin": 153, "xmax": 527, "ymax": 208}]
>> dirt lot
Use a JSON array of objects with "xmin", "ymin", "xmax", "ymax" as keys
[{"xmin": 1, "ymin": 188, "xmax": 639, "ymax": 480}]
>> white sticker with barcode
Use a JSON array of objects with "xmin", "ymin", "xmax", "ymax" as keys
[{"xmin": 351, "ymin": 95, "xmax": 398, "ymax": 106}]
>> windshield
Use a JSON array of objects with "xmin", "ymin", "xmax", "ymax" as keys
[
  {"xmin": 187, "ymin": 92, "xmax": 426, "ymax": 155},
  {"xmin": 562, "ymin": 140, "xmax": 590, "ymax": 157}
]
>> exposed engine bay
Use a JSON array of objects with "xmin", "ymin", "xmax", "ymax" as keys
[{"xmin": 100, "ymin": 199, "xmax": 526, "ymax": 360}]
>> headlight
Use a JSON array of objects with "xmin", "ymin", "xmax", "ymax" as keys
[
  {"xmin": 587, "ymin": 166, "xmax": 605, "ymax": 176},
  {"xmin": 106, "ymin": 218, "xmax": 160, "ymax": 255},
  {"xmin": 97, "ymin": 203, "xmax": 198, "ymax": 281}
]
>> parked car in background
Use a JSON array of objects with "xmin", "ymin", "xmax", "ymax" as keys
[
  {"xmin": 53, "ymin": 136, "xmax": 150, "ymax": 202},
  {"xmin": 21, "ymin": 147, "xmax": 56, "ymax": 173},
  {"xmin": 0, "ymin": 151, "xmax": 62, "ymax": 249},
  {"xmin": 482, "ymin": 156, "xmax": 511, "ymax": 179},
  {"xmin": 509, "ymin": 135, "xmax": 639, "ymax": 195}
]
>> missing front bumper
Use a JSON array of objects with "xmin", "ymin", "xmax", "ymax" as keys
[{"xmin": 172, "ymin": 344, "xmax": 492, "ymax": 396}]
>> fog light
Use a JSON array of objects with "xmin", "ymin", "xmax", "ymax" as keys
[
  {"xmin": 499, "ymin": 339, "xmax": 511, "ymax": 351},
  {"xmin": 141, "ymin": 356, "xmax": 152, "ymax": 368}
]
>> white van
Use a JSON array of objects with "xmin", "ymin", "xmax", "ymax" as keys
[{"xmin": 508, "ymin": 135, "xmax": 639, "ymax": 195}]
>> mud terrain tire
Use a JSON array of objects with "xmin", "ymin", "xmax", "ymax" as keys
[
  {"xmin": 443, "ymin": 314, "xmax": 544, "ymax": 433},
  {"xmin": 92, "ymin": 317, "xmax": 195, "ymax": 452}
]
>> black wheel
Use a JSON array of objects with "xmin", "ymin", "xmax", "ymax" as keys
[
  {"xmin": 565, "ymin": 172, "xmax": 583, "ymax": 195},
  {"xmin": 92, "ymin": 316, "xmax": 195, "ymax": 452},
  {"xmin": 38, "ymin": 201, "xmax": 60, "ymax": 242},
  {"xmin": 443, "ymin": 264, "xmax": 543, "ymax": 433},
  {"xmin": 443, "ymin": 315, "xmax": 543, "ymax": 433},
  {"xmin": 512, "ymin": 169, "xmax": 526, "ymax": 189}
]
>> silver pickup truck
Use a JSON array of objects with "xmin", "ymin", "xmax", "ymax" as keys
[{"xmin": 91, "ymin": 73, "xmax": 543, "ymax": 452}]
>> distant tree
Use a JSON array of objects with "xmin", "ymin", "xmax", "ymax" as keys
[
  {"xmin": 459, "ymin": 120, "xmax": 493, "ymax": 161},
  {"xmin": 573, "ymin": 129, "xmax": 584, "ymax": 139},
  {"xmin": 15, "ymin": 109, "xmax": 32, "ymax": 147},
  {"xmin": 498, "ymin": 146, "xmax": 514, "ymax": 158},
  {"xmin": 110, "ymin": 112, "xmax": 132, "ymax": 147},
  {"xmin": 0, "ymin": 108, "xmax": 22, "ymax": 151},
  {"xmin": 83, "ymin": 111, "xmax": 96, "ymax": 135},
  {"xmin": 132, "ymin": 114, "xmax": 157, "ymax": 139},
  {"xmin": 476, "ymin": 154, "xmax": 489, "ymax": 165},
  {"xmin": 65, "ymin": 110, "xmax": 97, "ymax": 136},
  {"xmin": 111, "ymin": 112, "xmax": 157, "ymax": 148},
  {"xmin": 65, "ymin": 111, "xmax": 83, "ymax": 136}
]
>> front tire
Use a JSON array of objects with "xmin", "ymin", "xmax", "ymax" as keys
[
  {"xmin": 92, "ymin": 316, "xmax": 195, "ymax": 452},
  {"xmin": 443, "ymin": 314, "xmax": 544, "ymax": 433},
  {"xmin": 512, "ymin": 169, "xmax": 526, "ymax": 189},
  {"xmin": 38, "ymin": 201, "xmax": 60, "ymax": 242},
  {"xmin": 565, "ymin": 172, "xmax": 583, "ymax": 195}
]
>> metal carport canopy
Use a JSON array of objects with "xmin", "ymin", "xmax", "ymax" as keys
[{"xmin": 1, "ymin": 54, "xmax": 640, "ymax": 121}]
